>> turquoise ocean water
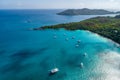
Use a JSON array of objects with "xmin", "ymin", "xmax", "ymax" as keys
[{"xmin": 0, "ymin": 9, "xmax": 120, "ymax": 80}]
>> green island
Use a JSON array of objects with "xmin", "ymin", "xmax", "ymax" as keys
[
  {"xmin": 34, "ymin": 15, "xmax": 120, "ymax": 44},
  {"xmin": 57, "ymin": 8, "xmax": 119, "ymax": 15}
]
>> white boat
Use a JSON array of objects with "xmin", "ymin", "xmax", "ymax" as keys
[
  {"xmin": 77, "ymin": 40, "xmax": 81, "ymax": 43},
  {"xmin": 75, "ymin": 44, "xmax": 79, "ymax": 47},
  {"xmin": 49, "ymin": 68, "xmax": 59, "ymax": 75},
  {"xmin": 63, "ymin": 33, "xmax": 66, "ymax": 36},
  {"xmin": 80, "ymin": 62, "xmax": 84, "ymax": 68},
  {"xmin": 83, "ymin": 53, "xmax": 87, "ymax": 57}
]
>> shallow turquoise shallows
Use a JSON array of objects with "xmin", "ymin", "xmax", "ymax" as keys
[{"xmin": 0, "ymin": 10, "xmax": 120, "ymax": 80}]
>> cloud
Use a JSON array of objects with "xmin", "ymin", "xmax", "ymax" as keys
[
  {"xmin": 110, "ymin": 0, "xmax": 115, "ymax": 2},
  {"xmin": 16, "ymin": 2, "xmax": 23, "ymax": 7}
]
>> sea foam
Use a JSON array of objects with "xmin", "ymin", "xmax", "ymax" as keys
[{"xmin": 94, "ymin": 51, "xmax": 120, "ymax": 80}]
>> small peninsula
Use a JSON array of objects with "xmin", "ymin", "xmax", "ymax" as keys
[
  {"xmin": 34, "ymin": 15, "xmax": 120, "ymax": 44},
  {"xmin": 57, "ymin": 8, "xmax": 117, "ymax": 15}
]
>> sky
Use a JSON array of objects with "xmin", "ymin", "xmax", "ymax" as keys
[{"xmin": 0, "ymin": 0, "xmax": 120, "ymax": 10}]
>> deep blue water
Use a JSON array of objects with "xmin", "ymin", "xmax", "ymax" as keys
[{"xmin": 0, "ymin": 9, "xmax": 120, "ymax": 80}]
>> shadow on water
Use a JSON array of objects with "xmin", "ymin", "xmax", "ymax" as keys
[{"xmin": 47, "ymin": 72, "xmax": 67, "ymax": 80}]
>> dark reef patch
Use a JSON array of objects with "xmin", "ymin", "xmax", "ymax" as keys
[
  {"xmin": 60, "ymin": 48, "xmax": 67, "ymax": 55},
  {"xmin": 11, "ymin": 50, "xmax": 34, "ymax": 59},
  {"xmin": 38, "ymin": 47, "xmax": 49, "ymax": 54},
  {"xmin": 0, "ymin": 47, "xmax": 49, "ymax": 74},
  {"xmin": 11, "ymin": 47, "xmax": 49, "ymax": 61},
  {"xmin": 1, "ymin": 60, "xmax": 31, "ymax": 74}
]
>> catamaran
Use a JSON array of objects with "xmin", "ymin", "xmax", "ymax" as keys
[{"xmin": 49, "ymin": 68, "xmax": 59, "ymax": 75}]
